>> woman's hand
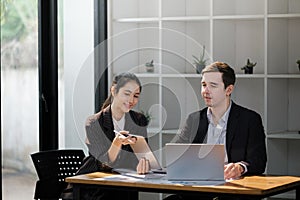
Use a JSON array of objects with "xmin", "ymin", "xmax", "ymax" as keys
[
  {"xmin": 136, "ymin": 157, "xmax": 150, "ymax": 174},
  {"xmin": 113, "ymin": 130, "xmax": 137, "ymax": 146},
  {"xmin": 109, "ymin": 130, "xmax": 137, "ymax": 163},
  {"xmin": 224, "ymin": 162, "xmax": 244, "ymax": 180}
]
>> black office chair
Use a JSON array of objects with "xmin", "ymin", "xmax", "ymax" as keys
[{"xmin": 31, "ymin": 149, "xmax": 86, "ymax": 200}]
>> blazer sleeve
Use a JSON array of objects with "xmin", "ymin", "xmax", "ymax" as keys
[
  {"xmin": 85, "ymin": 114, "xmax": 112, "ymax": 165},
  {"xmin": 228, "ymin": 108, "xmax": 267, "ymax": 175},
  {"xmin": 244, "ymin": 112, "xmax": 267, "ymax": 175}
]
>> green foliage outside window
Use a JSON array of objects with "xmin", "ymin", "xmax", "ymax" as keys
[
  {"xmin": 1, "ymin": 0, "xmax": 36, "ymax": 41},
  {"xmin": 1, "ymin": 0, "xmax": 37, "ymax": 69}
]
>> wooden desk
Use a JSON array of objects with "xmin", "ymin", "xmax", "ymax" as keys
[{"xmin": 66, "ymin": 172, "xmax": 300, "ymax": 199}]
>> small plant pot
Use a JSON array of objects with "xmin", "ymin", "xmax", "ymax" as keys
[
  {"xmin": 145, "ymin": 60, "xmax": 154, "ymax": 73},
  {"xmin": 196, "ymin": 64, "xmax": 205, "ymax": 74},
  {"xmin": 243, "ymin": 67, "xmax": 253, "ymax": 74},
  {"xmin": 146, "ymin": 66, "xmax": 154, "ymax": 73}
]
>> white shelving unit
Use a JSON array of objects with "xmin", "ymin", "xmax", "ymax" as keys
[{"xmin": 108, "ymin": 2, "xmax": 300, "ymax": 198}]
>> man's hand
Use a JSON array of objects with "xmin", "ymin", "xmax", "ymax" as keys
[{"xmin": 224, "ymin": 163, "xmax": 244, "ymax": 180}]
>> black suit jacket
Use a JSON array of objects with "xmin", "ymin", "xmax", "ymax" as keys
[
  {"xmin": 175, "ymin": 101, "xmax": 267, "ymax": 175},
  {"xmin": 63, "ymin": 107, "xmax": 146, "ymax": 200},
  {"xmin": 85, "ymin": 106, "xmax": 148, "ymax": 171}
]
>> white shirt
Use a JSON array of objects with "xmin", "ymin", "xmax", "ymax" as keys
[
  {"xmin": 206, "ymin": 101, "xmax": 232, "ymax": 163},
  {"xmin": 112, "ymin": 114, "xmax": 125, "ymax": 135},
  {"xmin": 206, "ymin": 101, "xmax": 248, "ymax": 174}
]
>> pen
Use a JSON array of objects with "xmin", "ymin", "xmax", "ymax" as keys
[{"xmin": 113, "ymin": 130, "xmax": 134, "ymax": 143}]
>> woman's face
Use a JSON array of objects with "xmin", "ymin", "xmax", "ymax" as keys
[{"xmin": 112, "ymin": 80, "xmax": 140, "ymax": 113}]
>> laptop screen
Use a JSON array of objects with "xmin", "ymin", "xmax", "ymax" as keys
[{"xmin": 165, "ymin": 143, "xmax": 225, "ymax": 181}]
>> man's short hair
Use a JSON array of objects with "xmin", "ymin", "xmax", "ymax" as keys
[{"xmin": 202, "ymin": 61, "xmax": 236, "ymax": 89}]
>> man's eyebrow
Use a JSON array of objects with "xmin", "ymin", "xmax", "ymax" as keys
[
  {"xmin": 210, "ymin": 82, "xmax": 218, "ymax": 85},
  {"xmin": 201, "ymin": 81, "xmax": 219, "ymax": 85}
]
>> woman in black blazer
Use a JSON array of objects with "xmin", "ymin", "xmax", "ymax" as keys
[{"xmin": 62, "ymin": 72, "xmax": 150, "ymax": 200}]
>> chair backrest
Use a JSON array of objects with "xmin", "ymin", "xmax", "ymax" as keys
[{"xmin": 31, "ymin": 149, "xmax": 85, "ymax": 182}]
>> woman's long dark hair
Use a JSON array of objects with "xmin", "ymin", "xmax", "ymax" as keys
[{"xmin": 101, "ymin": 72, "xmax": 142, "ymax": 110}]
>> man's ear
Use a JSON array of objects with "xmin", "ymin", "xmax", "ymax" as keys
[{"xmin": 226, "ymin": 85, "xmax": 234, "ymax": 96}]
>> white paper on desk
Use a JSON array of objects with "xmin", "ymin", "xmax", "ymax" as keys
[
  {"xmin": 124, "ymin": 172, "xmax": 165, "ymax": 179},
  {"xmin": 96, "ymin": 174, "xmax": 139, "ymax": 182},
  {"xmin": 96, "ymin": 174, "xmax": 223, "ymax": 186},
  {"xmin": 113, "ymin": 168, "xmax": 166, "ymax": 179},
  {"xmin": 170, "ymin": 180, "xmax": 225, "ymax": 186}
]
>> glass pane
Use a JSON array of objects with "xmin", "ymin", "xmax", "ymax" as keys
[{"xmin": 1, "ymin": 0, "xmax": 38, "ymax": 199}]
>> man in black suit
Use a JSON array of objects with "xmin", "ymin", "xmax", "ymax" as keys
[{"xmin": 165, "ymin": 62, "xmax": 267, "ymax": 200}]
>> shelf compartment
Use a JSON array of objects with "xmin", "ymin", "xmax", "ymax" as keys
[
  {"xmin": 110, "ymin": 23, "xmax": 159, "ymax": 74},
  {"xmin": 213, "ymin": 19, "xmax": 264, "ymax": 75},
  {"xmin": 162, "ymin": 0, "xmax": 210, "ymax": 17},
  {"xmin": 112, "ymin": 0, "xmax": 159, "ymax": 18},
  {"xmin": 268, "ymin": 0, "xmax": 300, "ymax": 15},
  {"xmin": 267, "ymin": 79, "xmax": 300, "ymax": 133},
  {"xmin": 231, "ymin": 78, "xmax": 265, "ymax": 121},
  {"xmin": 161, "ymin": 77, "xmax": 203, "ymax": 130},
  {"xmin": 136, "ymin": 77, "xmax": 160, "ymax": 129},
  {"xmin": 213, "ymin": 0, "xmax": 264, "ymax": 16},
  {"xmin": 161, "ymin": 21, "xmax": 211, "ymax": 74},
  {"xmin": 267, "ymin": 18, "xmax": 300, "ymax": 74},
  {"xmin": 267, "ymin": 139, "xmax": 300, "ymax": 176}
]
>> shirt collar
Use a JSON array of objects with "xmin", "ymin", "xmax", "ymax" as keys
[{"xmin": 207, "ymin": 101, "xmax": 232, "ymax": 125}]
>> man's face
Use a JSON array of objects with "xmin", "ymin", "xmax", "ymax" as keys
[{"xmin": 201, "ymin": 72, "xmax": 232, "ymax": 108}]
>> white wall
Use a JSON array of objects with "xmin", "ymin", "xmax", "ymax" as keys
[{"xmin": 62, "ymin": 0, "xmax": 94, "ymax": 154}]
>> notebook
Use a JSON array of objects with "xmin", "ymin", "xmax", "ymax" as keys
[{"xmin": 165, "ymin": 143, "xmax": 225, "ymax": 180}]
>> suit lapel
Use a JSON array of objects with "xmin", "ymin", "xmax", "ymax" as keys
[
  {"xmin": 226, "ymin": 102, "xmax": 240, "ymax": 154},
  {"xmin": 100, "ymin": 107, "xmax": 115, "ymax": 142},
  {"xmin": 193, "ymin": 109, "xmax": 209, "ymax": 143}
]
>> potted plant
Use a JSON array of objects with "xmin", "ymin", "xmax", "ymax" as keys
[
  {"xmin": 297, "ymin": 60, "xmax": 300, "ymax": 71},
  {"xmin": 193, "ymin": 45, "xmax": 208, "ymax": 74},
  {"xmin": 241, "ymin": 58, "xmax": 257, "ymax": 74},
  {"xmin": 145, "ymin": 60, "xmax": 154, "ymax": 73},
  {"xmin": 140, "ymin": 110, "xmax": 153, "ymax": 125}
]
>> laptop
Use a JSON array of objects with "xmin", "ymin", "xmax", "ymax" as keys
[{"xmin": 165, "ymin": 143, "xmax": 225, "ymax": 180}]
